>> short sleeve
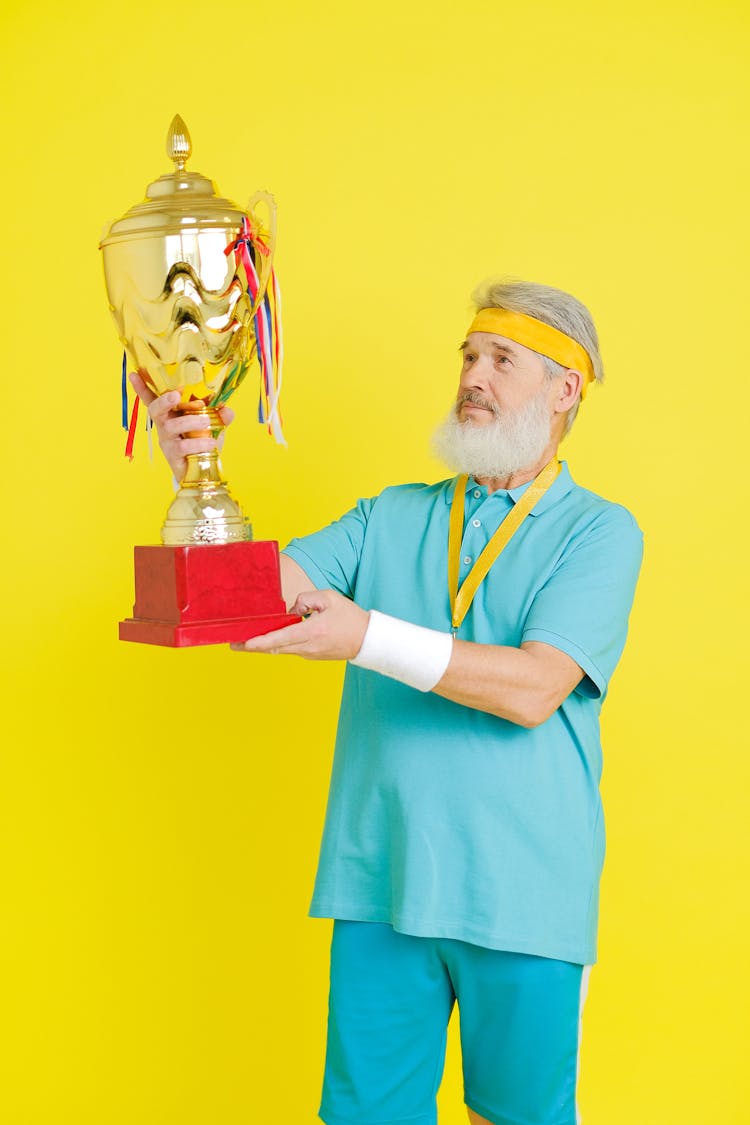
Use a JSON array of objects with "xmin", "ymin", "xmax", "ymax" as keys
[
  {"xmin": 522, "ymin": 505, "xmax": 644, "ymax": 700},
  {"xmin": 282, "ymin": 497, "xmax": 375, "ymax": 598}
]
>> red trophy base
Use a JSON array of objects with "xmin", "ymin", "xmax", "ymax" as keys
[{"xmin": 119, "ymin": 540, "xmax": 301, "ymax": 647}]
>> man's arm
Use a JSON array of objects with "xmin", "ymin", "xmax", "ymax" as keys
[
  {"xmin": 280, "ymin": 555, "xmax": 316, "ymax": 610},
  {"xmin": 433, "ymin": 638, "xmax": 583, "ymax": 728},
  {"xmin": 233, "ymin": 587, "xmax": 583, "ymax": 728}
]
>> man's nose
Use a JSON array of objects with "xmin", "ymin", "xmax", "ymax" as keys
[{"xmin": 461, "ymin": 354, "xmax": 495, "ymax": 391}]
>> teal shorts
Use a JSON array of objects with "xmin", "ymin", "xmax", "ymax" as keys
[{"xmin": 320, "ymin": 921, "xmax": 591, "ymax": 1125}]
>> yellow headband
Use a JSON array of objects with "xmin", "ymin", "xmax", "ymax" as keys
[{"xmin": 467, "ymin": 308, "xmax": 596, "ymax": 399}]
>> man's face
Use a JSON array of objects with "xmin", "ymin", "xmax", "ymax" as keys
[
  {"xmin": 456, "ymin": 331, "xmax": 554, "ymax": 424},
  {"xmin": 432, "ymin": 330, "xmax": 563, "ymax": 479}
]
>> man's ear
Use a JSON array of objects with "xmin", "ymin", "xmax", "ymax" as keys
[{"xmin": 554, "ymin": 369, "xmax": 583, "ymax": 414}]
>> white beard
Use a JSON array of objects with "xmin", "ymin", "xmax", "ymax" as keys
[{"xmin": 432, "ymin": 389, "xmax": 553, "ymax": 480}]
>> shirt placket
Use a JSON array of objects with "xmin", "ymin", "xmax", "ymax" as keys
[{"xmin": 459, "ymin": 488, "xmax": 513, "ymax": 581}]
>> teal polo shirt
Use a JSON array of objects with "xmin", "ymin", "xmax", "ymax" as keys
[{"xmin": 283, "ymin": 463, "xmax": 643, "ymax": 964}]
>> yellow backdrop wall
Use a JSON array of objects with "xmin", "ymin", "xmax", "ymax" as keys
[{"xmin": 2, "ymin": 0, "xmax": 748, "ymax": 1122}]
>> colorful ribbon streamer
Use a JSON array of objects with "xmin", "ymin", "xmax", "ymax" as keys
[{"xmin": 225, "ymin": 215, "xmax": 285, "ymax": 445}]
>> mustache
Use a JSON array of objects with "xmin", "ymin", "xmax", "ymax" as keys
[{"xmin": 456, "ymin": 391, "xmax": 501, "ymax": 417}]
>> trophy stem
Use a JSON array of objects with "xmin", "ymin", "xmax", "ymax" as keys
[
  {"xmin": 182, "ymin": 447, "xmax": 224, "ymax": 487},
  {"xmin": 161, "ymin": 406, "xmax": 252, "ymax": 545}
]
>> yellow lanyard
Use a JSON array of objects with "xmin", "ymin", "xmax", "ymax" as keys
[{"xmin": 448, "ymin": 459, "xmax": 561, "ymax": 630}]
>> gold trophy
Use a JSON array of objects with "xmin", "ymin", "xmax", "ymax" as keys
[{"xmin": 100, "ymin": 115, "xmax": 299, "ymax": 646}]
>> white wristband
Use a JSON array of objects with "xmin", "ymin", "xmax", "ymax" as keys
[{"xmin": 350, "ymin": 610, "xmax": 454, "ymax": 692}]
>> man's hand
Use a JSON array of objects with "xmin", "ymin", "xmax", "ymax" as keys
[
  {"xmin": 231, "ymin": 589, "xmax": 369, "ymax": 661},
  {"xmin": 128, "ymin": 372, "xmax": 234, "ymax": 481}
]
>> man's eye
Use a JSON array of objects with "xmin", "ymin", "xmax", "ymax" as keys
[
  {"xmin": 496, "ymin": 356, "xmax": 510, "ymax": 365},
  {"xmin": 463, "ymin": 353, "xmax": 476, "ymax": 363}
]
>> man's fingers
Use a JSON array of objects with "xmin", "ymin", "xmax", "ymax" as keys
[
  {"xmin": 162, "ymin": 413, "xmax": 218, "ymax": 438},
  {"xmin": 230, "ymin": 640, "xmax": 310, "ymax": 656},
  {"xmin": 147, "ymin": 389, "xmax": 182, "ymax": 424},
  {"xmin": 291, "ymin": 590, "xmax": 331, "ymax": 617},
  {"xmin": 232, "ymin": 619, "xmax": 314, "ymax": 653},
  {"xmin": 128, "ymin": 371, "xmax": 157, "ymax": 407},
  {"xmin": 128, "ymin": 377, "xmax": 224, "ymax": 448},
  {"xmin": 249, "ymin": 621, "xmax": 312, "ymax": 649},
  {"xmin": 131, "ymin": 375, "xmax": 181, "ymax": 434}
]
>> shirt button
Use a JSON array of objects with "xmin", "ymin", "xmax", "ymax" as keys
[
  {"xmin": 463, "ymin": 555, "xmax": 472, "ymax": 565},
  {"xmin": 472, "ymin": 518, "xmax": 481, "ymax": 528},
  {"xmin": 473, "ymin": 489, "xmax": 481, "ymax": 498}
]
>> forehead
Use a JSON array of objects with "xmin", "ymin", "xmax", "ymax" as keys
[{"xmin": 463, "ymin": 331, "xmax": 535, "ymax": 359}]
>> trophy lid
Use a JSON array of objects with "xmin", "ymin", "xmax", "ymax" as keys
[{"xmin": 99, "ymin": 115, "xmax": 246, "ymax": 246}]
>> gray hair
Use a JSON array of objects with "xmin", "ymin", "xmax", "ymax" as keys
[{"xmin": 471, "ymin": 278, "xmax": 604, "ymax": 435}]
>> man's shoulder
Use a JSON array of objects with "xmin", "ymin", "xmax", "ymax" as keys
[
  {"xmin": 370, "ymin": 477, "xmax": 454, "ymax": 509},
  {"xmin": 547, "ymin": 481, "xmax": 643, "ymax": 581},
  {"xmin": 560, "ymin": 468, "xmax": 642, "ymax": 536}
]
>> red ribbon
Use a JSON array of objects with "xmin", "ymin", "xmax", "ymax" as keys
[{"xmin": 124, "ymin": 394, "xmax": 140, "ymax": 460}]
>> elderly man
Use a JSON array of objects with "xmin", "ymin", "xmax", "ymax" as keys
[{"xmin": 133, "ymin": 279, "xmax": 643, "ymax": 1125}]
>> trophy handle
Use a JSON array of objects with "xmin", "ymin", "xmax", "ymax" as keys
[{"xmin": 246, "ymin": 190, "xmax": 278, "ymax": 316}]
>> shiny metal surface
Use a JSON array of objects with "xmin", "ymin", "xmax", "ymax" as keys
[
  {"xmin": 100, "ymin": 116, "xmax": 277, "ymax": 545},
  {"xmin": 100, "ymin": 116, "xmax": 276, "ymax": 408}
]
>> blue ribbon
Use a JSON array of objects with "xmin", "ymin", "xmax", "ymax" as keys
[{"xmin": 121, "ymin": 352, "xmax": 128, "ymax": 430}]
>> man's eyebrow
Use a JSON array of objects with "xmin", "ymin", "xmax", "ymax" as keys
[{"xmin": 458, "ymin": 340, "xmax": 519, "ymax": 356}]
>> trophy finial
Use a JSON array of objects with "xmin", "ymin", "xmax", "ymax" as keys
[{"xmin": 167, "ymin": 114, "xmax": 192, "ymax": 172}]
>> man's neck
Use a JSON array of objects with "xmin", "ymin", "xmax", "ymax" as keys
[{"xmin": 473, "ymin": 442, "xmax": 560, "ymax": 495}]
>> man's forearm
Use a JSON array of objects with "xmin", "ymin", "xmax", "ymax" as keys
[{"xmin": 432, "ymin": 638, "xmax": 584, "ymax": 728}]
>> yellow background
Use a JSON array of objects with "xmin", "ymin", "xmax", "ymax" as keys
[{"xmin": 2, "ymin": 0, "xmax": 748, "ymax": 1121}]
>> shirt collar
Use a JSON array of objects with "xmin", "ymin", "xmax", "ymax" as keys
[{"xmin": 444, "ymin": 461, "xmax": 574, "ymax": 516}]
